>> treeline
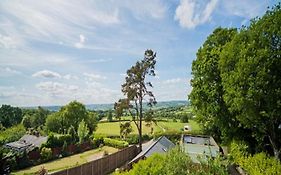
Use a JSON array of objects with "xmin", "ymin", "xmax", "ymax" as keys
[{"xmin": 189, "ymin": 4, "xmax": 281, "ymax": 159}]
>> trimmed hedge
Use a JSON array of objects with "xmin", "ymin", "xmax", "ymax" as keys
[{"xmin": 104, "ymin": 138, "xmax": 128, "ymax": 149}]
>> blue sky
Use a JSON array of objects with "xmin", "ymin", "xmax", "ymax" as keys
[{"xmin": 0, "ymin": 0, "xmax": 276, "ymax": 106}]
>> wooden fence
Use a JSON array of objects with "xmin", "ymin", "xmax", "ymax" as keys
[{"xmin": 50, "ymin": 145, "xmax": 139, "ymax": 175}]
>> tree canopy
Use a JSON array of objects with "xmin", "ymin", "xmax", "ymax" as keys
[{"xmin": 190, "ymin": 4, "xmax": 281, "ymax": 158}]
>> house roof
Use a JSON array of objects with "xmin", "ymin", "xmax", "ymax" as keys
[
  {"xmin": 5, "ymin": 134, "xmax": 47, "ymax": 152},
  {"xmin": 130, "ymin": 136, "xmax": 175, "ymax": 163},
  {"xmin": 182, "ymin": 135, "xmax": 219, "ymax": 163}
]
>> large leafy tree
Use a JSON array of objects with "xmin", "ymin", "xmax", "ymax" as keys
[
  {"xmin": 189, "ymin": 28, "xmax": 239, "ymax": 143},
  {"xmin": 220, "ymin": 4, "xmax": 281, "ymax": 158},
  {"xmin": 115, "ymin": 49, "xmax": 157, "ymax": 150},
  {"xmin": 60, "ymin": 101, "xmax": 88, "ymax": 131},
  {"xmin": 0, "ymin": 104, "xmax": 22, "ymax": 128}
]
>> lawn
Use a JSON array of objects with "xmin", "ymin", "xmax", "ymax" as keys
[
  {"xmin": 158, "ymin": 119, "xmax": 201, "ymax": 132},
  {"xmin": 96, "ymin": 119, "xmax": 201, "ymax": 136},
  {"xmin": 13, "ymin": 146, "xmax": 118, "ymax": 175},
  {"xmin": 96, "ymin": 121, "xmax": 162, "ymax": 136}
]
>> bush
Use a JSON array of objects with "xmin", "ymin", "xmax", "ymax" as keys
[
  {"xmin": 44, "ymin": 133, "xmax": 73, "ymax": 148},
  {"xmin": 40, "ymin": 147, "xmax": 52, "ymax": 162},
  {"xmin": 125, "ymin": 134, "xmax": 152, "ymax": 144},
  {"xmin": 114, "ymin": 146, "xmax": 228, "ymax": 175},
  {"xmin": 0, "ymin": 124, "xmax": 26, "ymax": 145},
  {"xmin": 153, "ymin": 130, "xmax": 183, "ymax": 144},
  {"xmin": 104, "ymin": 138, "xmax": 128, "ymax": 149},
  {"xmin": 230, "ymin": 141, "xmax": 281, "ymax": 174}
]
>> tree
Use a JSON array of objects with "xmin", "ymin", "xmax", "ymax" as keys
[
  {"xmin": 60, "ymin": 101, "xmax": 88, "ymax": 131},
  {"xmin": 115, "ymin": 49, "xmax": 157, "ymax": 150},
  {"xmin": 107, "ymin": 110, "xmax": 113, "ymax": 122},
  {"xmin": 45, "ymin": 112, "xmax": 65, "ymax": 133},
  {"xmin": 120, "ymin": 122, "xmax": 132, "ymax": 139},
  {"xmin": 67, "ymin": 125, "xmax": 78, "ymax": 143},
  {"xmin": 0, "ymin": 105, "xmax": 22, "ymax": 128},
  {"xmin": 86, "ymin": 112, "xmax": 98, "ymax": 134},
  {"xmin": 220, "ymin": 4, "xmax": 281, "ymax": 159},
  {"xmin": 32, "ymin": 106, "xmax": 49, "ymax": 128},
  {"xmin": 77, "ymin": 119, "xmax": 89, "ymax": 143},
  {"xmin": 189, "ymin": 28, "xmax": 240, "ymax": 143},
  {"xmin": 21, "ymin": 114, "xmax": 32, "ymax": 129}
]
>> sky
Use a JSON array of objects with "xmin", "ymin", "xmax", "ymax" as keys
[{"xmin": 0, "ymin": 0, "xmax": 276, "ymax": 106}]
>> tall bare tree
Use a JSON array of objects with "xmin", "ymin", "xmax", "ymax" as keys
[{"xmin": 115, "ymin": 49, "xmax": 157, "ymax": 150}]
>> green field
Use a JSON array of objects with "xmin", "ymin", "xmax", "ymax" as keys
[
  {"xmin": 13, "ymin": 146, "xmax": 118, "ymax": 175},
  {"xmin": 96, "ymin": 119, "xmax": 201, "ymax": 136}
]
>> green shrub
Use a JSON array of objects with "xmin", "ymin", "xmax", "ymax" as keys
[
  {"xmin": 44, "ymin": 133, "xmax": 73, "ymax": 148},
  {"xmin": 92, "ymin": 136, "xmax": 104, "ymax": 148},
  {"xmin": 0, "ymin": 124, "xmax": 26, "ymax": 145},
  {"xmin": 153, "ymin": 130, "xmax": 183, "ymax": 144},
  {"xmin": 125, "ymin": 134, "xmax": 152, "ymax": 144},
  {"xmin": 115, "ymin": 146, "xmax": 228, "ymax": 175},
  {"xmin": 230, "ymin": 141, "xmax": 281, "ymax": 174},
  {"xmin": 104, "ymin": 138, "xmax": 128, "ymax": 149},
  {"xmin": 40, "ymin": 147, "xmax": 52, "ymax": 162}
]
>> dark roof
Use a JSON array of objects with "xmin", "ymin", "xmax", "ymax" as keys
[
  {"xmin": 5, "ymin": 134, "xmax": 47, "ymax": 152},
  {"xmin": 130, "ymin": 136, "xmax": 175, "ymax": 163}
]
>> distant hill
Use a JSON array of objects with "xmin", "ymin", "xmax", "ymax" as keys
[{"xmin": 23, "ymin": 100, "xmax": 189, "ymax": 111}]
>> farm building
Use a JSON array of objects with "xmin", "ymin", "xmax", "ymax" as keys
[{"xmin": 4, "ymin": 134, "xmax": 47, "ymax": 152}]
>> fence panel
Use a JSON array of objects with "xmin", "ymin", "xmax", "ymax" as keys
[{"xmin": 50, "ymin": 145, "xmax": 138, "ymax": 175}]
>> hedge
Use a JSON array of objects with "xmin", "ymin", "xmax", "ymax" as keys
[
  {"xmin": 103, "ymin": 138, "xmax": 129, "ymax": 149},
  {"xmin": 230, "ymin": 140, "xmax": 281, "ymax": 174}
]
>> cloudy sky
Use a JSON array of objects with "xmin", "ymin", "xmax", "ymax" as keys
[{"xmin": 0, "ymin": 0, "xmax": 275, "ymax": 106}]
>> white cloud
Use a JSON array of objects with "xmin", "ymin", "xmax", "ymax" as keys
[
  {"xmin": 36, "ymin": 81, "xmax": 78, "ymax": 95},
  {"xmin": 63, "ymin": 74, "xmax": 78, "ymax": 80},
  {"xmin": 0, "ymin": 0, "xmax": 120, "ymax": 47},
  {"xmin": 32, "ymin": 70, "xmax": 61, "ymax": 78},
  {"xmin": 0, "ymin": 67, "xmax": 21, "ymax": 76},
  {"xmin": 163, "ymin": 78, "xmax": 184, "ymax": 84},
  {"xmin": 0, "ymin": 34, "xmax": 22, "ymax": 49},
  {"xmin": 174, "ymin": 0, "xmax": 218, "ymax": 29},
  {"xmin": 222, "ymin": 0, "xmax": 268, "ymax": 19},
  {"xmin": 75, "ymin": 34, "xmax": 86, "ymax": 49},
  {"xmin": 83, "ymin": 72, "xmax": 107, "ymax": 81}
]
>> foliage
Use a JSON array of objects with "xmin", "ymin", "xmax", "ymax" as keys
[
  {"xmin": 230, "ymin": 141, "xmax": 281, "ymax": 174},
  {"xmin": 189, "ymin": 27, "xmax": 240, "ymax": 144},
  {"xmin": 115, "ymin": 50, "xmax": 157, "ymax": 150},
  {"xmin": 77, "ymin": 119, "xmax": 90, "ymax": 143},
  {"xmin": 21, "ymin": 114, "xmax": 32, "ymax": 129},
  {"xmin": 189, "ymin": 3, "xmax": 281, "ymax": 158},
  {"xmin": 87, "ymin": 112, "xmax": 98, "ymax": 134},
  {"xmin": 107, "ymin": 110, "xmax": 113, "ymax": 122},
  {"xmin": 220, "ymin": 4, "xmax": 281, "ymax": 158},
  {"xmin": 153, "ymin": 130, "xmax": 184, "ymax": 144},
  {"xmin": 40, "ymin": 147, "xmax": 52, "ymax": 162},
  {"xmin": 45, "ymin": 101, "xmax": 98, "ymax": 135},
  {"xmin": 43, "ymin": 133, "xmax": 72, "ymax": 148},
  {"xmin": 180, "ymin": 113, "xmax": 189, "ymax": 123},
  {"xmin": 126, "ymin": 134, "xmax": 151, "ymax": 144},
  {"xmin": 103, "ymin": 138, "xmax": 128, "ymax": 149},
  {"xmin": 92, "ymin": 135, "xmax": 105, "ymax": 148},
  {"xmin": 67, "ymin": 125, "xmax": 78, "ymax": 143},
  {"xmin": 0, "ymin": 124, "xmax": 26, "ymax": 145},
  {"xmin": 120, "ymin": 122, "xmax": 132, "ymax": 139},
  {"xmin": 45, "ymin": 112, "xmax": 64, "ymax": 133},
  {"xmin": 0, "ymin": 104, "xmax": 23, "ymax": 128},
  {"xmin": 115, "ymin": 147, "xmax": 228, "ymax": 175}
]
